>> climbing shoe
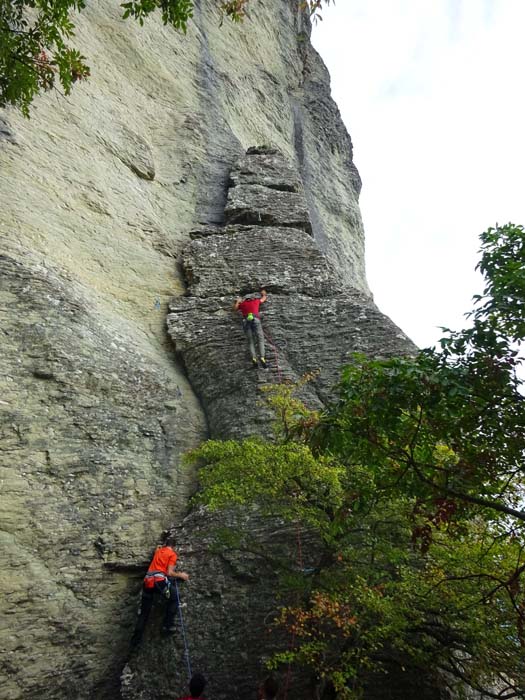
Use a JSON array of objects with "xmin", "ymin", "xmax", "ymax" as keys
[
  {"xmin": 162, "ymin": 625, "xmax": 177, "ymax": 635},
  {"xmin": 251, "ymin": 358, "xmax": 258, "ymax": 368},
  {"xmin": 260, "ymin": 357, "xmax": 268, "ymax": 369}
]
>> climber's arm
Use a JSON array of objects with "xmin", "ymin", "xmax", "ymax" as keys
[{"xmin": 167, "ymin": 562, "xmax": 189, "ymax": 581}]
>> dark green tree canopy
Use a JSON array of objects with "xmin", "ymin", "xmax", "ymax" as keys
[{"xmin": 189, "ymin": 224, "xmax": 525, "ymax": 699}]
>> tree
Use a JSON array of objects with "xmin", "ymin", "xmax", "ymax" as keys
[
  {"xmin": 188, "ymin": 224, "xmax": 525, "ymax": 699},
  {"xmin": 0, "ymin": 0, "xmax": 330, "ymax": 117}
]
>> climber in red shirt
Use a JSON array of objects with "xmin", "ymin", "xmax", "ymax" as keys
[
  {"xmin": 177, "ymin": 672, "xmax": 207, "ymax": 699},
  {"xmin": 233, "ymin": 288, "xmax": 268, "ymax": 368},
  {"xmin": 131, "ymin": 542, "xmax": 189, "ymax": 646},
  {"xmin": 258, "ymin": 675, "xmax": 279, "ymax": 699}
]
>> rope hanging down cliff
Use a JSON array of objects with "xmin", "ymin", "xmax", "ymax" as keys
[{"xmin": 256, "ymin": 311, "xmax": 305, "ymax": 700}]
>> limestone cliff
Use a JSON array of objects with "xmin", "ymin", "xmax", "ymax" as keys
[
  {"xmin": 167, "ymin": 147, "xmax": 414, "ymax": 443},
  {"xmin": 1, "ymin": 1, "xmax": 412, "ymax": 698},
  {"xmin": 119, "ymin": 148, "xmax": 415, "ymax": 700}
]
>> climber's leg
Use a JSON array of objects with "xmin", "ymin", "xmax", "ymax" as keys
[
  {"xmin": 131, "ymin": 586, "xmax": 154, "ymax": 646},
  {"xmin": 162, "ymin": 581, "xmax": 180, "ymax": 632},
  {"xmin": 253, "ymin": 318, "xmax": 266, "ymax": 360},
  {"xmin": 243, "ymin": 320, "xmax": 257, "ymax": 361}
]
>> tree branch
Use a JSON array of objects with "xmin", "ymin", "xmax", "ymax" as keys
[{"xmin": 409, "ymin": 457, "xmax": 525, "ymax": 522}]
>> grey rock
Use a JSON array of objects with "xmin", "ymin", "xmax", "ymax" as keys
[
  {"xmin": 99, "ymin": 123, "xmax": 156, "ymax": 180},
  {"xmin": 168, "ymin": 149, "xmax": 415, "ymax": 442},
  {"xmin": 224, "ymin": 145, "xmax": 311, "ymax": 233},
  {"xmin": 181, "ymin": 224, "xmax": 339, "ymax": 298},
  {"xmin": 229, "ymin": 148, "xmax": 303, "ymax": 192},
  {"xmin": 0, "ymin": 0, "xmax": 416, "ymax": 698},
  {"xmin": 168, "ymin": 290, "xmax": 414, "ymax": 442},
  {"xmin": 225, "ymin": 183, "xmax": 312, "ymax": 233},
  {"xmin": 159, "ymin": 149, "xmax": 417, "ymax": 700},
  {"xmin": 0, "ymin": 241, "xmax": 205, "ymax": 700},
  {"xmin": 0, "ymin": 116, "xmax": 17, "ymax": 145}
]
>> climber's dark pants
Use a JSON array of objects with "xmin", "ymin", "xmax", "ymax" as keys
[
  {"xmin": 131, "ymin": 580, "xmax": 179, "ymax": 646},
  {"xmin": 243, "ymin": 317, "xmax": 265, "ymax": 358}
]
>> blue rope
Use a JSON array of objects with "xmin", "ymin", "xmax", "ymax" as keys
[{"xmin": 174, "ymin": 580, "xmax": 192, "ymax": 680}]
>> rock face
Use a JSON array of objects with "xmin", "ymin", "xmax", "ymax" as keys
[
  {"xmin": 123, "ymin": 149, "xmax": 415, "ymax": 700},
  {"xmin": 167, "ymin": 148, "xmax": 414, "ymax": 441},
  {"xmin": 1, "ymin": 1, "xmax": 412, "ymax": 698},
  {"xmin": 0, "ymin": 240, "xmax": 205, "ymax": 699},
  {"xmin": 120, "ymin": 508, "xmax": 321, "ymax": 700}
]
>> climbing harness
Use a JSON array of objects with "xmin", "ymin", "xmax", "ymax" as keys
[
  {"xmin": 243, "ymin": 312, "xmax": 259, "ymax": 329},
  {"xmin": 144, "ymin": 571, "xmax": 171, "ymax": 598},
  {"xmin": 160, "ymin": 579, "xmax": 171, "ymax": 599},
  {"xmin": 175, "ymin": 580, "xmax": 193, "ymax": 681}
]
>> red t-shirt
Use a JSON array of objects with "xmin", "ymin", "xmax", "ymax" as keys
[
  {"xmin": 144, "ymin": 546, "xmax": 177, "ymax": 588},
  {"xmin": 238, "ymin": 298, "xmax": 262, "ymax": 318}
]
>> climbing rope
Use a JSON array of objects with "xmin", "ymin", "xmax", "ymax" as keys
[
  {"xmin": 263, "ymin": 327, "xmax": 284, "ymax": 384},
  {"xmin": 282, "ymin": 521, "xmax": 305, "ymax": 700},
  {"xmin": 174, "ymin": 580, "xmax": 193, "ymax": 680},
  {"xmin": 261, "ymin": 323, "xmax": 305, "ymax": 700},
  {"xmin": 295, "ymin": 522, "xmax": 304, "ymax": 572}
]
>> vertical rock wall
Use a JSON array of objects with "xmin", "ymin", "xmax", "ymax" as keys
[
  {"xmin": 168, "ymin": 148, "xmax": 414, "ymax": 441},
  {"xmin": 1, "ymin": 1, "xmax": 407, "ymax": 698},
  {"xmin": 0, "ymin": 240, "xmax": 205, "ymax": 700},
  {"xmin": 120, "ymin": 148, "xmax": 414, "ymax": 700}
]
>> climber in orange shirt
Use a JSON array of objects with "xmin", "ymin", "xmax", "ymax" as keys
[{"xmin": 131, "ymin": 541, "xmax": 189, "ymax": 646}]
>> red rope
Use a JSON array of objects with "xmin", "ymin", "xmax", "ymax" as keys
[
  {"xmin": 261, "ymin": 322, "xmax": 304, "ymax": 700},
  {"xmin": 282, "ymin": 630, "xmax": 295, "ymax": 698},
  {"xmin": 295, "ymin": 522, "xmax": 304, "ymax": 571},
  {"xmin": 263, "ymin": 328, "xmax": 283, "ymax": 384},
  {"xmin": 282, "ymin": 523, "xmax": 305, "ymax": 700}
]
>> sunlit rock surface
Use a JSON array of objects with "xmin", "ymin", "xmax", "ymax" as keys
[
  {"xmin": 168, "ymin": 148, "xmax": 414, "ymax": 441},
  {"xmin": 1, "ymin": 1, "xmax": 410, "ymax": 698},
  {"xmin": 123, "ymin": 148, "xmax": 417, "ymax": 700}
]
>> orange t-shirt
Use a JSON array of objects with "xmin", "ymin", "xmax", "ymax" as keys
[{"xmin": 144, "ymin": 546, "xmax": 177, "ymax": 587}]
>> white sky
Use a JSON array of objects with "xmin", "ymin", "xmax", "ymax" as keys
[{"xmin": 311, "ymin": 0, "xmax": 525, "ymax": 348}]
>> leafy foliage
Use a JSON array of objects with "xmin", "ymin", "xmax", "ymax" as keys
[
  {"xmin": 300, "ymin": 0, "xmax": 332, "ymax": 23},
  {"xmin": 0, "ymin": 0, "xmax": 331, "ymax": 116},
  {"xmin": 192, "ymin": 438, "xmax": 346, "ymax": 533},
  {"xmin": 121, "ymin": 0, "xmax": 196, "ymax": 28},
  {"xmin": 0, "ymin": 0, "xmax": 90, "ymax": 116},
  {"xmin": 190, "ymin": 224, "xmax": 525, "ymax": 699},
  {"xmin": 314, "ymin": 224, "xmax": 525, "ymax": 528}
]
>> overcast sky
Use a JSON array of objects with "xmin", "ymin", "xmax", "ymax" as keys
[{"xmin": 311, "ymin": 0, "xmax": 525, "ymax": 348}]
